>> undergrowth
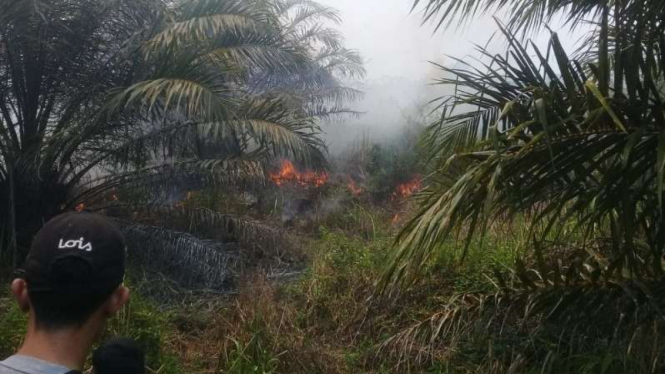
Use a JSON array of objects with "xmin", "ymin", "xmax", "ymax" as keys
[
  {"xmin": 160, "ymin": 217, "xmax": 527, "ymax": 373},
  {"xmin": 4, "ymin": 211, "xmax": 663, "ymax": 373},
  {"xmin": 0, "ymin": 289, "xmax": 26, "ymax": 358},
  {"xmin": 162, "ymin": 210, "xmax": 665, "ymax": 374}
]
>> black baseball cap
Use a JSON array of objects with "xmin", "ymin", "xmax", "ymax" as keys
[{"xmin": 24, "ymin": 211, "xmax": 126, "ymax": 295}]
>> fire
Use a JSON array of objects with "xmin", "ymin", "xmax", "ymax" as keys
[
  {"xmin": 270, "ymin": 160, "xmax": 328, "ymax": 187},
  {"xmin": 347, "ymin": 179, "xmax": 363, "ymax": 196},
  {"xmin": 392, "ymin": 177, "xmax": 422, "ymax": 201},
  {"xmin": 75, "ymin": 203, "xmax": 85, "ymax": 212}
]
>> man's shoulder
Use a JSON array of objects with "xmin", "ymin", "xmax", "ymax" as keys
[
  {"xmin": 0, "ymin": 358, "xmax": 24, "ymax": 374},
  {"xmin": 0, "ymin": 355, "xmax": 72, "ymax": 374}
]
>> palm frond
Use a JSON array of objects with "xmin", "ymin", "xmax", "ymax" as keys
[
  {"xmin": 147, "ymin": 0, "xmax": 273, "ymax": 48},
  {"xmin": 381, "ymin": 274, "xmax": 665, "ymax": 372},
  {"xmin": 315, "ymin": 47, "xmax": 365, "ymax": 79},
  {"xmin": 289, "ymin": 24, "xmax": 342, "ymax": 50},
  {"xmin": 198, "ymin": 97, "xmax": 327, "ymax": 165},
  {"xmin": 0, "ymin": 0, "xmax": 361, "ymax": 265},
  {"xmin": 412, "ymin": 0, "xmax": 603, "ymax": 33},
  {"xmin": 303, "ymin": 105, "xmax": 362, "ymax": 121},
  {"xmin": 160, "ymin": 206, "xmax": 291, "ymax": 252},
  {"xmin": 121, "ymin": 222, "xmax": 237, "ymax": 289},
  {"xmin": 114, "ymin": 206, "xmax": 292, "ymax": 291},
  {"xmin": 62, "ymin": 159, "xmax": 262, "ymax": 219},
  {"xmin": 203, "ymin": 44, "xmax": 304, "ymax": 77},
  {"xmin": 383, "ymin": 20, "xmax": 665, "ymax": 290},
  {"xmin": 277, "ymin": 0, "xmax": 341, "ymax": 28},
  {"xmin": 105, "ymin": 75, "xmax": 235, "ymax": 123}
]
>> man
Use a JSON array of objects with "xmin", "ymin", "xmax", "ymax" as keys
[{"xmin": 0, "ymin": 212, "xmax": 130, "ymax": 374}]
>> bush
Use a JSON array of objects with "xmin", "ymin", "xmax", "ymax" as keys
[
  {"xmin": 105, "ymin": 287, "xmax": 181, "ymax": 373},
  {"xmin": 0, "ymin": 292, "xmax": 26, "ymax": 358}
]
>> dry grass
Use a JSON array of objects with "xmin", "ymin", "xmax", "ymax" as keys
[
  {"xmin": 156, "ymin": 228, "xmax": 468, "ymax": 374},
  {"xmin": 162, "ymin": 274, "xmax": 361, "ymax": 374},
  {"xmin": 120, "ymin": 204, "xmax": 665, "ymax": 374}
]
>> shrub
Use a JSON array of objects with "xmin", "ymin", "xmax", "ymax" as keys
[
  {"xmin": 105, "ymin": 289, "xmax": 181, "ymax": 373},
  {"xmin": 0, "ymin": 292, "xmax": 26, "ymax": 358}
]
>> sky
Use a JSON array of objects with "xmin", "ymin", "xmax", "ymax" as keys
[{"xmin": 315, "ymin": 0, "xmax": 587, "ymax": 152}]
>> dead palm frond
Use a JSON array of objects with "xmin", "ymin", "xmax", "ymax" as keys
[
  {"xmin": 121, "ymin": 222, "xmax": 239, "ymax": 289},
  {"xmin": 116, "ymin": 205, "xmax": 292, "ymax": 291}
]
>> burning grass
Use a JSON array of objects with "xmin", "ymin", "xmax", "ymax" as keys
[
  {"xmin": 347, "ymin": 179, "xmax": 363, "ymax": 196},
  {"xmin": 269, "ymin": 160, "xmax": 328, "ymax": 188},
  {"xmin": 391, "ymin": 176, "xmax": 421, "ymax": 200}
]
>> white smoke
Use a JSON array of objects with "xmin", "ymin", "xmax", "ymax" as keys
[{"xmin": 317, "ymin": 0, "xmax": 589, "ymax": 153}]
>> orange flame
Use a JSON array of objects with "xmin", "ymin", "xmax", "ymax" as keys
[
  {"xmin": 347, "ymin": 179, "xmax": 363, "ymax": 196},
  {"xmin": 392, "ymin": 177, "xmax": 422, "ymax": 201},
  {"xmin": 270, "ymin": 160, "xmax": 328, "ymax": 187},
  {"xmin": 75, "ymin": 203, "xmax": 85, "ymax": 212}
]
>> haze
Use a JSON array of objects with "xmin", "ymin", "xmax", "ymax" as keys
[{"xmin": 318, "ymin": 0, "xmax": 585, "ymax": 152}]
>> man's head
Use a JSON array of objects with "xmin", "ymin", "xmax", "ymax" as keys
[
  {"xmin": 93, "ymin": 337, "xmax": 145, "ymax": 374},
  {"xmin": 11, "ymin": 211, "xmax": 130, "ymax": 331}
]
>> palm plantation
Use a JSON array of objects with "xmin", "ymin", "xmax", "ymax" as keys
[
  {"xmin": 2, "ymin": 0, "xmax": 665, "ymax": 373},
  {"xmin": 0, "ymin": 0, "xmax": 362, "ymax": 266}
]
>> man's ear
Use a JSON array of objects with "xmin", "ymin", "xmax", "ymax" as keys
[
  {"xmin": 10, "ymin": 279, "xmax": 30, "ymax": 313},
  {"xmin": 104, "ymin": 285, "xmax": 130, "ymax": 317}
]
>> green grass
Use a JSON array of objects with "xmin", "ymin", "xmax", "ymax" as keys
[
  {"xmin": 0, "ymin": 291, "xmax": 26, "ymax": 358},
  {"xmin": 106, "ymin": 291, "xmax": 182, "ymax": 374},
  {"xmin": 207, "ymin": 210, "xmax": 665, "ymax": 374},
  {"xmin": 207, "ymin": 221, "xmax": 527, "ymax": 373}
]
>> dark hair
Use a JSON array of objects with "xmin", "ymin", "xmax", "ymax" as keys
[
  {"xmin": 28, "ymin": 257, "xmax": 117, "ymax": 330},
  {"xmin": 93, "ymin": 337, "xmax": 145, "ymax": 374}
]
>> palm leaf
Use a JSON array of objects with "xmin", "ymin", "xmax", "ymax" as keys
[
  {"xmin": 412, "ymin": 0, "xmax": 604, "ymax": 33},
  {"xmin": 120, "ymin": 222, "xmax": 237, "ymax": 289},
  {"xmin": 383, "ymin": 20, "xmax": 665, "ymax": 290}
]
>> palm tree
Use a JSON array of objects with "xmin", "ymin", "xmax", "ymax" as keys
[
  {"xmin": 385, "ymin": 0, "xmax": 665, "ymax": 287},
  {"xmin": 0, "ymin": 0, "xmax": 363, "ymax": 275},
  {"xmin": 374, "ymin": 2, "xmax": 665, "ymax": 370}
]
